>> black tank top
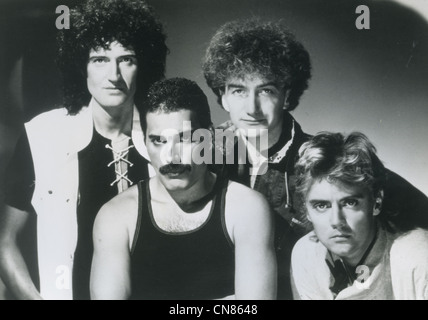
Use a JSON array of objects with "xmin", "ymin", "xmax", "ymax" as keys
[{"xmin": 130, "ymin": 178, "xmax": 235, "ymax": 300}]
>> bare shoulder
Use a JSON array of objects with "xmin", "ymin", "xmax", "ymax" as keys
[
  {"xmin": 224, "ymin": 181, "xmax": 272, "ymax": 227},
  {"xmin": 223, "ymin": 181, "xmax": 273, "ymax": 246},
  {"xmin": 225, "ymin": 181, "xmax": 270, "ymax": 213},
  {"xmin": 96, "ymin": 184, "xmax": 140, "ymax": 229}
]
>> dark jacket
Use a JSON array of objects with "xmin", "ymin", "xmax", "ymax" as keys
[{"xmin": 215, "ymin": 113, "xmax": 310, "ymax": 299}]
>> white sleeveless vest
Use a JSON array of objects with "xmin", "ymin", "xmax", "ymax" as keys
[{"xmin": 25, "ymin": 103, "xmax": 152, "ymax": 299}]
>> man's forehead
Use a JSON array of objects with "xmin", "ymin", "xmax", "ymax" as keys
[
  {"xmin": 146, "ymin": 109, "xmax": 200, "ymax": 132},
  {"xmin": 225, "ymin": 74, "xmax": 283, "ymax": 87},
  {"xmin": 89, "ymin": 41, "xmax": 136, "ymax": 56},
  {"xmin": 308, "ymin": 178, "xmax": 371, "ymax": 199}
]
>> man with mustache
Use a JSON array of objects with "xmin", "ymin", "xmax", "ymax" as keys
[
  {"xmin": 291, "ymin": 132, "xmax": 428, "ymax": 300},
  {"xmin": 90, "ymin": 78, "xmax": 277, "ymax": 300},
  {"xmin": 0, "ymin": 0, "xmax": 167, "ymax": 300}
]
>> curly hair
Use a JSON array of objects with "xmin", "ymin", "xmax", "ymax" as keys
[
  {"xmin": 56, "ymin": 0, "xmax": 168, "ymax": 114},
  {"xmin": 140, "ymin": 77, "xmax": 212, "ymax": 134},
  {"xmin": 293, "ymin": 132, "xmax": 387, "ymax": 230},
  {"xmin": 202, "ymin": 18, "xmax": 311, "ymax": 111}
]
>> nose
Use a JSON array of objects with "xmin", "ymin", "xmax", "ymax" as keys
[
  {"xmin": 329, "ymin": 204, "xmax": 346, "ymax": 229},
  {"xmin": 107, "ymin": 61, "xmax": 121, "ymax": 82},
  {"xmin": 245, "ymin": 91, "xmax": 261, "ymax": 116},
  {"xmin": 162, "ymin": 140, "xmax": 181, "ymax": 165}
]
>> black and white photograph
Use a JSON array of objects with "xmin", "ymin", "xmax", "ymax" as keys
[{"xmin": 0, "ymin": 0, "xmax": 427, "ymax": 304}]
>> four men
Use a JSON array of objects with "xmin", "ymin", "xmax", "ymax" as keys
[{"xmin": 0, "ymin": 1, "xmax": 426, "ymax": 300}]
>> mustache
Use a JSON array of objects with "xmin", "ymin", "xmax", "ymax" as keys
[
  {"xmin": 332, "ymin": 225, "xmax": 353, "ymax": 236},
  {"xmin": 159, "ymin": 164, "xmax": 192, "ymax": 175}
]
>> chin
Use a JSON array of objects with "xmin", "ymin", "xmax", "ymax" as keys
[
  {"xmin": 162, "ymin": 179, "xmax": 191, "ymax": 192},
  {"xmin": 238, "ymin": 126, "xmax": 267, "ymax": 138},
  {"xmin": 328, "ymin": 244, "xmax": 355, "ymax": 259},
  {"xmin": 98, "ymin": 97, "xmax": 129, "ymax": 108}
]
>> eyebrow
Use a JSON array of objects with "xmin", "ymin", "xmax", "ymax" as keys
[
  {"xmin": 308, "ymin": 199, "xmax": 329, "ymax": 205},
  {"xmin": 341, "ymin": 194, "xmax": 365, "ymax": 200},
  {"xmin": 88, "ymin": 54, "xmax": 137, "ymax": 60},
  {"xmin": 308, "ymin": 194, "xmax": 366, "ymax": 204},
  {"xmin": 226, "ymin": 81, "xmax": 281, "ymax": 89},
  {"xmin": 148, "ymin": 130, "xmax": 196, "ymax": 139},
  {"xmin": 226, "ymin": 83, "xmax": 245, "ymax": 89}
]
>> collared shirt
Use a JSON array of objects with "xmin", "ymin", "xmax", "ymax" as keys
[
  {"xmin": 291, "ymin": 224, "xmax": 428, "ymax": 300},
  {"xmin": 216, "ymin": 113, "xmax": 310, "ymax": 300},
  {"xmin": 236, "ymin": 121, "xmax": 296, "ymax": 189}
]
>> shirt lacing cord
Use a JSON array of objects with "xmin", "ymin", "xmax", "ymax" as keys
[{"xmin": 105, "ymin": 143, "xmax": 135, "ymax": 190}]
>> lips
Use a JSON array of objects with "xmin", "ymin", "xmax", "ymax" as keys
[
  {"xmin": 241, "ymin": 119, "xmax": 265, "ymax": 124},
  {"xmin": 330, "ymin": 233, "xmax": 351, "ymax": 240},
  {"xmin": 104, "ymin": 87, "xmax": 125, "ymax": 92}
]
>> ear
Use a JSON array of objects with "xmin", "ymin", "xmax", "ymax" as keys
[
  {"xmin": 208, "ymin": 124, "xmax": 215, "ymax": 149},
  {"xmin": 373, "ymin": 190, "xmax": 384, "ymax": 216},
  {"xmin": 221, "ymin": 93, "xmax": 230, "ymax": 112},
  {"xmin": 282, "ymin": 89, "xmax": 291, "ymax": 110}
]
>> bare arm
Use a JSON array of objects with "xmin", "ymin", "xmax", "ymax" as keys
[
  {"xmin": 226, "ymin": 184, "xmax": 277, "ymax": 300},
  {"xmin": 90, "ymin": 192, "xmax": 136, "ymax": 300},
  {"xmin": 0, "ymin": 204, "xmax": 42, "ymax": 300}
]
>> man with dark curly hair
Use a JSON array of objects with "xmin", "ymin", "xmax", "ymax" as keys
[
  {"xmin": 202, "ymin": 18, "xmax": 428, "ymax": 300},
  {"xmin": 0, "ymin": 0, "xmax": 168, "ymax": 300},
  {"xmin": 90, "ymin": 78, "xmax": 277, "ymax": 300},
  {"xmin": 202, "ymin": 18, "xmax": 312, "ymax": 300}
]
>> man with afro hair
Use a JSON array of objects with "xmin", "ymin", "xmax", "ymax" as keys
[{"xmin": 203, "ymin": 18, "xmax": 312, "ymax": 300}]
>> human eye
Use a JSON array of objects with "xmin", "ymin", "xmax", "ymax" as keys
[
  {"xmin": 261, "ymin": 88, "xmax": 273, "ymax": 94},
  {"xmin": 259, "ymin": 87, "xmax": 278, "ymax": 96},
  {"xmin": 150, "ymin": 136, "xmax": 166, "ymax": 145},
  {"xmin": 311, "ymin": 201, "xmax": 331, "ymax": 213},
  {"xmin": 180, "ymin": 136, "xmax": 192, "ymax": 143},
  {"xmin": 231, "ymin": 88, "xmax": 246, "ymax": 96},
  {"xmin": 343, "ymin": 199, "xmax": 359, "ymax": 208},
  {"xmin": 90, "ymin": 57, "xmax": 107, "ymax": 64},
  {"xmin": 119, "ymin": 56, "xmax": 137, "ymax": 65}
]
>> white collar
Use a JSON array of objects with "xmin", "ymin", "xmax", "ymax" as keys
[
  {"xmin": 236, "ymin": 119, "xmax": 296, "ymax": 166},
  {"xmin": 267, "ymin": 120, "xmax": 295, "ymax": 164}
]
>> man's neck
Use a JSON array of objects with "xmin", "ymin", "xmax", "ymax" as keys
[
  {"xmin": 245, "ymin": 117, "xmax": 284, "ymax": 153},
  {"xmin": 154, "ymin": 170, "xmax": 217, "ymax": 213},
  {"xmin": 267, "ymin": 121, "xmax": 284, "ymax": 150},
  {"xmin": 91, "ymin": 98, "xmax": 134, "ymax": 141},
  {"xmin": 342, "ymin": 226, "xmax": 378, "ymax": 267}
]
